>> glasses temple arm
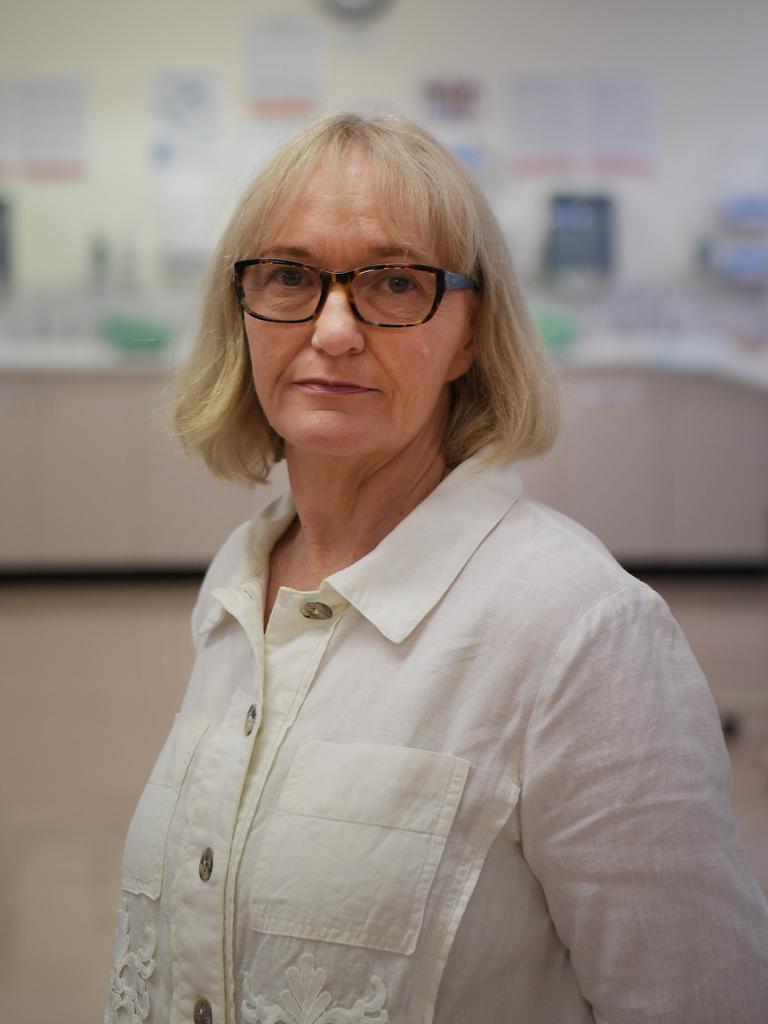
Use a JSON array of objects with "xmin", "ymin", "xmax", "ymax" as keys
[{"xmin": 443, "ymin": 271, "xmax": 478, "ymax": 291}]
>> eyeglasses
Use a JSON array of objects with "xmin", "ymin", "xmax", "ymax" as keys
[{"xmin": 234, "ymin": 258, "xmax": 478, "ymax": 328}]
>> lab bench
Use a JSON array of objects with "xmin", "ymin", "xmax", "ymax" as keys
[
  {"xmin": 1, "ymin": 333, "xmax": 766, "ymax": 570},
  {"xmin": 0, "ymin": 340, "xmax": 286, "ymax": 569}
]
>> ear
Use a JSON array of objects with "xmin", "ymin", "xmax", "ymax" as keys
[{"xmin": 445, "ymin": 334, "xmax": 476, "ymax": 382}]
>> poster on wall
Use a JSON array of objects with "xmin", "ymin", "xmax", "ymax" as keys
[
  {"xmin": 585, "ymin": 72, "xmax": 656, "ymax": 176},
  {"xmin": 0, "ymin": 76, "xmax": 87, "ymax": 180},
  {"xmin": 421, "ymin": 77, "xmax": 482, "ymax": 123},
  {"xmin": 506, "ymin": 74, "xmax": 577, "ymax": 176},
  {"xmin": 506, "ymin": 71, "xmax": 655, "ymax": 177},
  {"xmin": 419, "ymin": 76, "xmax": 488, "ymax": 177},
  {"xmin": 150, "ymin": 72, "xmax": 222, "ymax": 279},
  {"xmin": 151, "ymin": 72, "xmax": 219, "ymax": 171},
  {"xmin": 0, "ymin": 81, "xmax": 16, "ymax": 179},
  {"xmin": 247, "ymin": 18, "xmax": 325, "ymax": 118}
]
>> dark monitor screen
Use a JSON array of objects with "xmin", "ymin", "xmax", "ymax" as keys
[{"xmin": 546, "ymin": 194, "xmax": 614, "ymax": 276}]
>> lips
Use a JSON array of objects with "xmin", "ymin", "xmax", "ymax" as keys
[{"xmin": 295, "ymin": 378, "xmax": 375, "ymax": 395}]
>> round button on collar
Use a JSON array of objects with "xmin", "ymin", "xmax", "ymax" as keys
[
  {"xmin": 193, "ymin": 996, "xmax": 212, "ymax": 1024},
  {"xmin": 244, "ymin": 703, "xmax": 258, "ymax": 736},
  {"xmin": 300, "ymin": 601, "xmax": 333, "ymax": 620},
  {"xmin": 199, "ymin": 847, "xmax": 213, "ymax": 882}
]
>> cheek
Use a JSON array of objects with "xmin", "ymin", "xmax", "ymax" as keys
[
  {"xmin": 384, "ymin": 340, "xmax": 458, "ymax": 418},
  {"xmin": 245, "ymin": 325, "xmax": 287, "ymax": 387},
  {"xmin": 416, "ymin": 304, "xmax": 473, "ymax": 386},
  {"xmin": 245, "ymin": 345, "xmax": 281, "ymax": 412},
  {"xmin": 410, "ymin": 327, "xmax": 469, "ymax": 389},
  {"xmin": 383, "ymin": 338, "xmax": 439, "ymax": 395}
]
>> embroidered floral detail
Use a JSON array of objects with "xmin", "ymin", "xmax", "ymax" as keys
[
  {"xmin": 104, "ymin": 899, "xmax": 156, "ymax": 1024},
  {"xmin": 242, "ymin": 953, "xmax": 388, "ymax": 1024}
]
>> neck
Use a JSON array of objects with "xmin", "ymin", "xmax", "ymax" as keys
[{"xmin": 278, "ymin": 435, "xmax": 447, "ymax": 584}]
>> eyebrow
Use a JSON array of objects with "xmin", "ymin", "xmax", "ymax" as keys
[{"xmin": 263, "ymin": 244, "xmax": 425, "ymax": 263}]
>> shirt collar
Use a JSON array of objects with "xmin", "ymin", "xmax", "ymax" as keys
[
  {"xmin": 195, "ymin": 448, "xmax": 522, "ymax": 644},
  {"xmin": 326, "ymin": 450, "xmax": 522, "ymax": 642},
  {"xmin": 193, "ymin": 492, "xmax": 295, "ymax": 637}
]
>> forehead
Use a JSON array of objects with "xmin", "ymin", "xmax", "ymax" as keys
[
  {"xmin": 284, "ymin": 155, "xmax": 382, "ymax": 233},
  {"xmin": 266, "ymin": 151, "xmax": 439, "ymax": 263}
]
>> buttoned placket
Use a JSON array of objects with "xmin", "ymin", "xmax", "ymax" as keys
[{"xmin": 169, "ymin": 580, "xmax": 346, "ymax": 1024}]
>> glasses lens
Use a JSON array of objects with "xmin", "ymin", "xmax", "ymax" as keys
[
  {"xmin": 239, "ymin": 261, "xmax": 321, "ymax": 321},
  {"xmin": 352, "ymin": 267, "xmax": 437, "ymax": 325}
]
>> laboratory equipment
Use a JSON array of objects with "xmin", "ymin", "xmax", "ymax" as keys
[{"xmin": 544, "ymin": 194, "xmax": 615, "ymax": 282}]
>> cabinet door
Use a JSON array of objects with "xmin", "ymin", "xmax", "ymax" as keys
[
  {"xmin": 520, "ymin": 367, "xmax": 768, "ymax": 565},
  {"xmin": 520, "ymin": 369, "xmax": 673, "ymax": 561},
  {"xmin": 141, "ymin": 378, "xmax": 287, "ymax": 563},
  {"xmin": 671, "ymin": 376, "xmax": 768, "ymax": 561},
  {"xmin": 0, "ymin": 376, "xmax": 47, "ymax": 564},
  {"xmin": 36, "ymin": 374, "xmax": 151, "ymax": 563},
  {"xmin": 0, "ymin": 371, "xmax": 288, "ymax": 568},
  {"xmin": 566, "ymin": 370, "xmax": 672, "ymax": 559}
]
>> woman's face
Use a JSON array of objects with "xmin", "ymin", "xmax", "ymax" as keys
[{"xmin": 243, "ymin": 152, "xmax": 475, "ymax": 470}]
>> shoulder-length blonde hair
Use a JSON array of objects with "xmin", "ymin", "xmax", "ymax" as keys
[{"xmin": 171, "ymin": 112, "xmax": 559, "ymax": 485}]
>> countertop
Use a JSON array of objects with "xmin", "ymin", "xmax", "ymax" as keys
[{"xmin": 2, "ymin": 330, "xmax": 768, "ymax": 391}]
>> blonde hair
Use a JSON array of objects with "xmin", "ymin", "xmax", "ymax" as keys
[{"xmin": 171, "ymin": 113, "xmax": 559, "ymax": 484}]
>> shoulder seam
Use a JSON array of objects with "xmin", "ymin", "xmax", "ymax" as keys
[{"xmin": 527, "ymin": 582, "xmax": 654, "ymax": 731}]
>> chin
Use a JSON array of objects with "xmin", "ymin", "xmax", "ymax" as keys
[
  {"xmin": 289, "ymin": 437, "xmax": 387, "ymax": 462},
  {"xmin": 274, "ymin": 407, "xmax": 385, "ymax": 456},
  {"xmin": 280, "ymin": 417, "xmax": 388, "ymax": 461}
]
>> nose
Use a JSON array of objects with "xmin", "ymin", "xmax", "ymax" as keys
[{"xmin": 310, "ymin": 284, "xmax": 365, "ymax": 356}]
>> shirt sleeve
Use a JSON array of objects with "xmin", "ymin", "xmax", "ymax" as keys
[{"xmin": 520, "ymin": 583, "xmax": 768, "ymax": 1024}]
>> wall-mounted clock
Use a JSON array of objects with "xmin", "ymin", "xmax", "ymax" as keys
[{"xmin": 321, "ymin": 0, "xmax": 393, "ymax": 19}]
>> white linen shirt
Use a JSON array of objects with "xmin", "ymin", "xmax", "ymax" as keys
[{"xmin": 106, "ymin": 451, "xmax": 768, "ymax": 1024}]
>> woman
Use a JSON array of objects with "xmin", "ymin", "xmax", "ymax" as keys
[{"xmin": 106, "ymin": 114, "xmax": 768, "ymax": 1024}]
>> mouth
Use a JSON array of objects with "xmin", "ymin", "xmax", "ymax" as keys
[{"xmin": 294, "ymin": 378, "xmax": 376, "ymax": 395}]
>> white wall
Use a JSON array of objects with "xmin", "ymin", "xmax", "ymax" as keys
[{"xmin": 2, "ymin": 0, "xmax": 767, "ymax": 290}]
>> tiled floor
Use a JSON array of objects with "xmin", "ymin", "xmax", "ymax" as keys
[{"xmin": 0, "ymin": 575, "xmax": 766, "ymax": 1022}]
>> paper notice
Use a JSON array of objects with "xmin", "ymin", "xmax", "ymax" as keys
[
  {"xmin": 507, "ymin": 71, "xmax": 655, "ymax": 177},
  {"xmin": 247, "ymin": 18, "xmax": 325, "ymax": 118},
  {"xmin": 0, "ymin": 76, "xmax": 87, "ymax": 179}
]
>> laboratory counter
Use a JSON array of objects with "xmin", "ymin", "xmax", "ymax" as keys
[{"xmin": 1, "ymin": 330, "xmax": 766, "ymax": 570}]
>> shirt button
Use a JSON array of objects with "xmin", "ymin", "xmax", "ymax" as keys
[
  {"xmin": 193, "ymin": 996, "xmax": 212, "ymax": 1024},
  {"xmin": 199, "ymin": 847, "xmax": 213, "ymax": 882},
  {"xmin": 244, "ymin": 703, "xmax": 258, "ymax": 736},
  {"xmin": 300, "ymin": 601, "xmax": 333, "ymax": 620}
]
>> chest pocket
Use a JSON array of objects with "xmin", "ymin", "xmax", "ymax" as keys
[
  {"xmin": 250, "ymin": 739, "xmax": 469, "ymax": 955},
  {"xmin": 121, "ymin": 712, "xmax": 209, "ymax": 899}
]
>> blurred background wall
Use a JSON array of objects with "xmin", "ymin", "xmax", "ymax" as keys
[
  {"xmin": 2, "ymin": 0, "xmax": 768, "ymax": 289},
  {"xmin": 1, "ymin": 2, "xmax": 767, "ymax": 1021},
  {"xmin": 1, "ymin": 0, "xmax": 767, "ymax": 569}
]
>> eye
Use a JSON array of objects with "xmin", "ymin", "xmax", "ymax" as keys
[
  {"xmin": 276, "ymin": 266, "xmax": 306, "ymax": 287},
  {"xmin": 385, "ymin": 274, "xmax": 416, "ymax": 294}
]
